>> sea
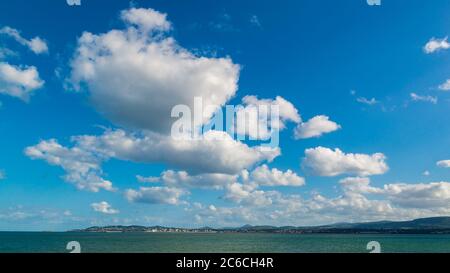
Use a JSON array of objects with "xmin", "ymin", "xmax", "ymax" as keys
[{"xmin": 0, "ymin": 232, "xmax": 449, "ymax": 253}]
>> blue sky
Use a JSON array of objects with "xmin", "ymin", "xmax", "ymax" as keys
[{"xmin": 0, "ymin": 0, "xmax": 450, "ymax": 231}]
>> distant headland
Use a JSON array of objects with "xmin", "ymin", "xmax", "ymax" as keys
[{"xmin": 71, "ymin": 216, "xmax": 450, "ymax": 234}]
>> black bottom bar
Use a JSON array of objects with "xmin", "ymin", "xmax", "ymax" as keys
[{"xmin": 0, "ymin": 253, "xmax": 446, "ymax": 272}]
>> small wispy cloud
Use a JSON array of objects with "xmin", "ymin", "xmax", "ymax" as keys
[
  {"xmin": 410, "ymin": 93, "xmax": 438, "ymax": 104},
  {"xmin": 423, "ymin": 37, "xmax": 450, "ymax": 54},
  {"xmin": 0, "ymin": 26, "xmax": 48, "ymax": 54},
  {"xmin": 209, "ymin": 13, "xmax": 238, "ymax": 32},
  {"xmin": 250, "ymin": 15, "xmax": 262, "ymax": 28},
  {"xmin": 136, "ymin": 175, "xmax": 160, "ymax": 183},
  {"xmin": 356, "ymin": 97, "xmax": 379, "ymax": 105},
  {"xmin": 91, "ymin": 201, "xmax": 119, "ymax": 214},
  {"xmin": 437, "ymin": 160, "xmax": 450, "ymax": 168},
  {"xmin": 351, "ymin": 90, "xmax": 380, "ymax": 106},
  {"xmin": 438, "ymin": 79, "xmax": 450, "ymax": 91},
  {"xmin": 0, "ymin": 47, "xmax": 17, "ymax": 59}
]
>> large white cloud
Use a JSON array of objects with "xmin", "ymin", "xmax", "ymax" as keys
[
  {"xmin": 75, "ymin": 129, "xmax": 280, "ymax": 175},
  {"xmin": 26, "ymin": 8, "xmax": 282, "ymax": 193},
  {"xmin": 0, "ymin": 62, "xmax": 44, "ymax": 101},
  {"xmin": 424, "ymin": 37, "xmax": 450, "ymax": 54},
  {"xmin": 69, "ymin": 7, "xmax": 240, "ymax": 134},
  {"xmin": 294, "ymin": 115, "xmax": 341, "ymax": 139},
  {"xmin": 25, "ymin": 129, "xmax": 280, "ymax": 192},
  {"xmin": 302, "ymin": 147, "xmax": 389, "ymax": 177},
  {"xmin": 0, "ymin": 26, "xmax": 48, "ymax": 54}
]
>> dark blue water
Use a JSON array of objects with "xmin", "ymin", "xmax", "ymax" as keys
[{"xmin": 0, "ymin": 232, "xmax": 449, "ymax": 253}]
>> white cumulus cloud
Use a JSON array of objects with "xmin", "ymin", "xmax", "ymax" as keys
[
  {"xmin": 437, "ymin": 160, "xmax": 450, "ymax": 168},
  {"xmin": 75, "ymin": 129, "xmax": 280, "ymax": 175},
  {"xmin": 302, "ymin": 147, "xmax": 389, "ymax": 177},
  {"xmin": 138, "ymin": 170, "xmax": 238, "ymax": 190},
  {"xmin": 26, "ymin": 8, "xmax": 283, "ymax": 193},
  {"xmin": 438, "ymin": 79, "xmax": 450, "ymax": 91},
  {"xmin": 249, "ymin": 164, "xmax": 305, "ymax": 187},
  {"xmin": 224, "ymin": 182, "xmax": 277, "ymax": 207},
  {"xmin": 69, "ymin": 7, "xmax": 240, "ymax": 134},
  {"xmin": 381, "ymin": 182, "xmax": 450, "ymax": 208},
  {"xmin": 91, "ymin": 201, "xmax": 119, "ymax": 214},
  {"xmin": 25, "ymin": 129, "xmax": 280, "ymax": 193},
  {"xmin": 0, "ymin": 62, "xmax": 44, "ymax": 101},
  {"xmin": 121, "ymin": 8, "xmax": 171, "ymax": 32},
  {"xmin": 125, "ymin": 187, "xmax": 186, "ymax": 205},
  {"xmin": 294, "ymin": 115, "xmax": 341, "ymax": 139},
  {"xmin": 191, "ymin": 178, "xmax": 450, "ymax": 227}
]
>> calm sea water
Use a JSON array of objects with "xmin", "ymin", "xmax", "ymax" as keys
[{"xmin": 0, "ymin": 232, "xmax": 449, "ymax": 253}]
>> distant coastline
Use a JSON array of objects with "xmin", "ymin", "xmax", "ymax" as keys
[{"xmin": 70, "ymin": 216, "xmax": 450, "ymax": 234}]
